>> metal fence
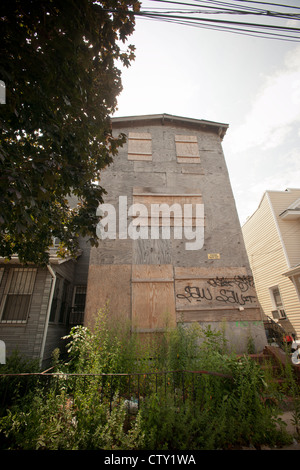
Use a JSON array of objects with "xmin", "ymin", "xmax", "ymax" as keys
[{"xmin": 0, "ymin": 369, "xmax": 233, "ymax": 414}]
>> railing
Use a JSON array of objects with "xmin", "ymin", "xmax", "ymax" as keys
[
  {"xmin": 0, "ymin": 369, "xmax": 233, "ymax": 415},
  {"xmin": 264, "ymin": 315, "xmax": 288, "ymax": 346}
]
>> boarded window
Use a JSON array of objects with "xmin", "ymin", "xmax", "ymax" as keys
[
  {"xmin": 128, "ymin": 132, "xmax": 152, "ymax": 161},
  {"xmin": 132, "ymin": 188, "xmax": 203, "ymax": 227},
  {"xmin": 0, "ymin": 268, "xmax": 37, "ymax": 323},
  {"xmin": 131, "ymin": 265, "xmax": 176, "ymax": 332},
  {"xmin": 175, "ymin": 135, "xmax": 200, "ymax": 163}
]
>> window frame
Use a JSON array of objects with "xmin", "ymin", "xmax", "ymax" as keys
[
  {"xmin": 270, "ymin": 285, "xmax": 286, "ymax": 319},
  {"xmin": 0, "ymin": 268, "xmax": 37, "ymax": 324},
  {"xmin": 49, "ymin": 275, "xmax": 72, "ymax": 325}
]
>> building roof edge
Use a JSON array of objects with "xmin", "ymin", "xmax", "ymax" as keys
[{"xmin": 111, "ymin": 113, "xmax": 229, "ymax": 139}]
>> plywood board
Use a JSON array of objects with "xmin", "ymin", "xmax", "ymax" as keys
[
  {"xmin": 177, "ymin": 308, "xmax": 262, "ymax": 323},
  {"xmin": 133, "ymin": 194, "xmax": 203, "ymax": 206},
  {"xmin": 128, "ymin": 154, "xmax": 152, "ymax": 161},
  {"xmin": 132, "ymin": 264, "xmax": 173, "ymax": 281},
  {"xmin": 175, "ymin": 135, "xmax": 200, "ymax": 163},
  {"xmin": 175, "ymin": 135, "xmax": 198, "ymax": 143},
  {"xmin": 128, "ymin": 132, "xmax": 152, "ymax": 161},
  {"xmin": 174, "ymin": 266, "xmax": 261, "ymax": 322},
  {"xmin": 132, "ymin": 264, "xmax": 176, "ymax": 331},
  {"xmin": 84, "ymin": 264, "xmax": 132, "ymax": 329},
  {"xmin": 131, "ymin": 191, "xmax": 203, "ymax": 232},
  {"xmin": 133, "ymin": 239, "xmax": 172, "ymax": 265},
  {"xmin": 177, "ymin": 157, "xmax": 201, "ymax": 163}
]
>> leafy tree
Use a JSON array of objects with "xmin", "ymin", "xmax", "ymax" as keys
[{"xmin": 0, "ymin": 0, "xmax": 139, "ymax": 264}]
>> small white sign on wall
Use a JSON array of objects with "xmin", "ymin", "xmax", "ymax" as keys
[{"xmin": 0, "ymin": 340, "xmax": 6, "ymax": 364}]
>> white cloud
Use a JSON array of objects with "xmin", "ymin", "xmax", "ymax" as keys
[{"xmin": 226, "ymin": 45, "xmax": 300, "ymax": 154}]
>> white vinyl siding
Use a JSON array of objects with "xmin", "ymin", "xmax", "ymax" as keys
[
  {"xmin": 242, "ymin": 190, "xmax": 300, "ymax": 338},
  {"xmin": 271, "ymin": 190, "xmax": 300, "ymax": 269}
]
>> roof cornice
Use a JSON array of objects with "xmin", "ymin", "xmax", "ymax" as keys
[{"xmin": 111, "ymin": 113, "xmax": 229, "ymax": 140}]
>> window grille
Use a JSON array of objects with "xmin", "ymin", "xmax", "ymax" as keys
[
  {"xmin": 0, "ymin": 268, "xmax": 37, "ymax": 323},
  {"xmin": 68, "ymin": 285, "xmax": 86, "ymax": 325}
]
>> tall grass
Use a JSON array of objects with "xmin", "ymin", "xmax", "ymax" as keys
[{"xmin": 0, "ymin": 307, "xmax": 295, "ymax": 450}]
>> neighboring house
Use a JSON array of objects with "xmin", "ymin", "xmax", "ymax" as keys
[
  {"xmin": 0, "ymin": 207, "xmax": 90, "ymax": 368},
  {"xmin": 85, "ymin": 113, "xmax": 267, "ymax": 353},
  {"xmin": 242, "ymin": 188, "xmax": 300, "ymax": 340}
]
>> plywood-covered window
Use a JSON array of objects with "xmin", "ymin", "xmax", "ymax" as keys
[
  {"xmin": 128, "ymin": 132, "xmax": 152, "ymax": 161},
  {"xmin": 131, "ymin": 265, "xmax": 176, "ymax": 332},
  {"xmin": 132, "ymin": 188, "xmax": 203, "ymax": 228},
  {"xmin": 0, "ymin": 268, "xmax": 37, "ymax": 323},
  {"xmin": 175, "ymin": 135, "xmax": 200, "ymax": 163}
]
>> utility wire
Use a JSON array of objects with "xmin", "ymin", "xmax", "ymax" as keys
[
  {"xmin": 134, "ymin": 10, "xmax": 300, "ymax": 31},
  {"xmin": 149, "ymin": 0, "xmax": 300, "ymax": 16},
  {"xmin": 145, "ymin": 16, "xmax": 300, "ymax": 42},
  {"xmin": 232, "ymin": 0, "xmax": 300, "ymax": 10},
  {"xmin": 113, "ymin": 0, "xmax": 300, "ymax": 42}
]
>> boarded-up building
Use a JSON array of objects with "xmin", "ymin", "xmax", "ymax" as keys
[
  {"xmin": 85, "ymin": 114, "xmax": 267, "ymax": 353},
  {"xmin": 242, "ymin": 188, "xmax": 300, "ymax": 339}
]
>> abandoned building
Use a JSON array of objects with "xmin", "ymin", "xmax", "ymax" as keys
[
  {"xmin": 0, "ymin": 113, "xmax": 268, "ymax": 366},
  {"xmin": 84, "ymin": 113, "xmax": 267, "ymax": 353}
]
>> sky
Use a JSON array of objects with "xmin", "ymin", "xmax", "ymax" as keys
[{"xmin": 112, "ymin": 1, "xmax": 300, "ymax": 225}]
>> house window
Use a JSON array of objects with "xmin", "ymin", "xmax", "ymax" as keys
[
  {"xmin": 0, "ymin": 268, "xmax": 37, "ymax": 323},
  {"xmin": 58, "ymin": 280, "xmax": 71, "ymax": 323},
  {"xmin": 175, "ymin": 135, "xmax": 200, "ymax": 163},
  {"xmin": 131, "ymin": 188, "xmax": 204, "ymax": 247},
  {"xmin": 69, "ymin": 285, "xmax": 86, "ymax": 325},
  {"xmin": 49, "ymin": 276, "xmax": 71, "ymax": 324},
  {"xmin": 73, "ymin": 286, "xmax": 86, "ymax": 312},
  {"xmin": 270, "ymin": 286, "xmax": 286, "ymax": 319},
  {"xmin": 128, "ymin": 132, "xmax": 152, "ymax": 161},
  {"xmin": 49, "ymin": 276, "xmax": 61, "ymax": 322}
]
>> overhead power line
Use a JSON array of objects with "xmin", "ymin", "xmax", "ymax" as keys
[{"xmin": 107, "ymin": 0, "xmax": 300, "ymax": 42}]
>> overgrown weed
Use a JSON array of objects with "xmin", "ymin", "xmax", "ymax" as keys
[{"xmin": 0, "ymin": 307, "xmax": 295, "ymax": 450}]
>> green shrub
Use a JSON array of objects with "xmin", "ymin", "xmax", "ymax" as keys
[{"xmin": 0, "ymin": 309, "xmax": 294, "ymax": 450}]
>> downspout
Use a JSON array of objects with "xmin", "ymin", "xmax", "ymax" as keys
[{"xmin": 39, "ymin": 264, "xmax": 56, "ymax": 368}]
